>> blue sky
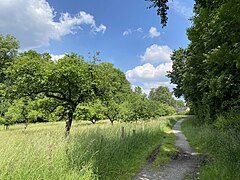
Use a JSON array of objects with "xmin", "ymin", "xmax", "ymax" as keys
[{"xmin": 0, "ymin": 0, "xmax": 194, "ymax": 94}]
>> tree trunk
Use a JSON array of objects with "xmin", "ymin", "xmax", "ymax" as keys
[
  {"xmin": 110, "ymin": 120, "xmax": 114, "ymax": 126},
  {"xmin": 24, "ymin": 120, "xmax": 29, "ymax": 131},
  {"xmin": 5, "ymin": 124, "xmax": 9, "ymax": 130},
  {"xmin": 65, "ymin": 112, "xmax": 73, "ymax": 137}
]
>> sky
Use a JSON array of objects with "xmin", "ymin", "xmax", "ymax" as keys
[{"xmin": 0, "ymin": 0, "xmax": 195, "ymax": 95}]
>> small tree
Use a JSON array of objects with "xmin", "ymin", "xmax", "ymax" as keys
[
  {"xmin": 102, "ymin": 100, "xmax": 120, "ymax": 125},
  {"xmin": 75, "ymin": 100, "xmax": 104, "ymax": 124}
]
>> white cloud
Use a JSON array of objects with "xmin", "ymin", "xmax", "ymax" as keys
[
  {"xmin": 136, "ymin": 27, "xmax": 143, "ymax": 33},
  {"xmin": 126, "ymin": 62, "xmax": 172, "ymax": 82},
  {"xmin": 94, "ymin": 24, "xmax": 107, "ymax": 34},
  {"xmin": 142, "ymin": 82, "xmax": 175, "ymax": 94},
  {"xmin": 123, "ymin": 29, "xmax": 132, "ymax": 36},
  {"xmin": 168, "ymin": 0, "xmax": 193, "ymax": 18},
  {"xmin": 148, "ymin": 27, "xmax": 160, "ymax": 38},
  {"xmin": 140, "ymin": 44, "xmax": 172, "ymax": 64},
  {"xmin": 126, "ymin": 62, "xmax": 174, "ymax": 94},
  {"xmin": 51, "ymin": 54, "xmax": 65, "ymax": 61},
  {"xmin": 0, "ymin": 0, "xmax": 106, "ymax": 49},
  {"xmin": 122, "ymin": 27, "xmax": 143, "ymax": 36}
]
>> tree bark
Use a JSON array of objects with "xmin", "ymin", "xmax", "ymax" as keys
[
  {"xmin": 110, "ymin": 120, "xmax": 114, "ymax": 126},
  {"xmin": 65, "ymin": 112, "xmax": 73, "ymax": 137},
  {"xmin": 24, "ymin": 120, "xmax": 29, "ymax": 131}
]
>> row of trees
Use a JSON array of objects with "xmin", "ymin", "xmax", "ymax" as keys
[
  {"xmin": 166, "ymin": 0, "xmax": 240, "ymax": 125},
  {"xmin": 0, "ymin": 34, "xmax": 184, "ymax": 135}
]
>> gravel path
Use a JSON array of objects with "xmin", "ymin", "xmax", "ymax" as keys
[{"xmin": 133, "ymin": 119, "xmax": 200, "ymax": 180}]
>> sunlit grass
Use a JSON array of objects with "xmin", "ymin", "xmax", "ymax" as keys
[
  {"xmin": 0, "ymin": 116, "xmax": 184, "ymax": 179},
  {"xmin": 182, "ymin": 117, "xmax": 240, "ymax": 180}
]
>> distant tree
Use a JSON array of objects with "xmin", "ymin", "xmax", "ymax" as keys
[
  {"xmin": 102, "ymin": 100, "xmax": 121, "ymax": 125},
  {"xmin": 120, "ymin": 87, "xmax": 151, "ymax": 122},
  {"xmin": 0, "ymin": 34, "xmax": 19, "ymax": 84},
  {"xmin": 99, "ymin": 62, "xmax": 132, "ymax": 125},
  {"xmin": 148, "ymin": 86, "xmax": 175, "ymax": 106},
  {"xmin": 75, "ymin": 100, "xmax": 104, "ymax": 124},
  {"xmin": 174, "ymin": 100, "xmax": 185, "ymax": 108}
]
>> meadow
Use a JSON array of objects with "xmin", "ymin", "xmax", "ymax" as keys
[{"xmin": 0, "ymin": 116, "xmax": 183, "ymax": 180}]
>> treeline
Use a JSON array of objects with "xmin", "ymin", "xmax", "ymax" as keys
[
  {"xmin": 167, "ymin": 0, "xmax": 240, "ymax": 127},
  {"xmin": 0, "ymin": 34, "xmax": 185, "ymax": 135}
]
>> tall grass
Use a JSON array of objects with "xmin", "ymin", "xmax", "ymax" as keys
[
  {"xmin": 182, "ymin": 118, "xmax": 240, "ymax": 180},
  {"xmin": 0, "ymin": 116, "xmax": 181, "ymax": 179}
]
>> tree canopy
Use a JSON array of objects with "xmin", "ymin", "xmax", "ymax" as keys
[
  {"xmin": 168, "ymin": 0, "xmax": 240, "ymax": 124},
  {"xmin": 4, "ymin": 50, "xmax": 132, "ymax": 135},
  {"xmin": 0, "ymin": 34, "xmax": 178, "ymax": 135}
]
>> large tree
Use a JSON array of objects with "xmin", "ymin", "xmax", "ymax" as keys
[
  {"xmin": 5, "ymin": 50, "xmax": 131, "ymax": 135},
  {"xmin": 0, "ymin": 34, "xmax": 19, "ymax": 127},
  {"xmin": 168, "ymin": 0, "xmax": 240, "ymax": 123}
]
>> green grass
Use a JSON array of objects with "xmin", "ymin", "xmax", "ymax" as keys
[
  {"xmin": 0, "ymin": 116, "xmax": 183, "ymax": 180},
  {"xmin": 153, "ymin": 129, "xmax": 177, "ymax": 167},
  {"xmin": 182, "ymin": 117, "xmax": 240, "ymax": 180}
]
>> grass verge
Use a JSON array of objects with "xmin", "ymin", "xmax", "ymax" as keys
[{"xmin": 182, "ymin": 117, "xmax": 240, "ymax": 180}]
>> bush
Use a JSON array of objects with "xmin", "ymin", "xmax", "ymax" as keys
[{"xmin": 215, "ymin": 109, "xmax": 240, "ymax": 130}]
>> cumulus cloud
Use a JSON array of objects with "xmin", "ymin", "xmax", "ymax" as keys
[
  {"xmin": 123, "ymin": 27, "xmax": 143, "ymax": 36},
  {"xmin": 126, "ymin": 62, "xmax": 174, "ymax": 94},
  {"xmin": 0, "ymin": 0, "xmax": 106, "ymax": 49},
  {"xmin": 142, "ymin": 82, "xmax": 175, "ymax": 94},
  {"xmin": 148, "ymin": 27, "xmax": 160, "ymax": 38},
  {"xmin": 126, "ymin": 62, "xmax": 172, "ymax": 82},
  {"xmin": 140, "ymin": 44, "xmax": 172, "ymax": 64}
]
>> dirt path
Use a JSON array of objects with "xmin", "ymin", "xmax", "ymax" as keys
[{"xmin": 133, "ymin": 119, "xmax": 200, "ymax": 180}]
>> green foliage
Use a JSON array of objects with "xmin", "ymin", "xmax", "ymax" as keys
[
  {"xmin": 148, "ymin": 86, "xmax": 175, "ymax": 106},
  {"xmin": 158, "ymin": 103, "xmax": 176, "ymax": 116},
  {"xmin": 2, "ymin": 98, "xmax": 47, "ymax": 129},
  {"xmin": 119, "ymin": 87, "xmax": 176, "ymax": 122},
  {"xmin": 75, "ymin": 100, "xmax": 105, "ymax": 124},
  {"xmin": 168, "ymin": 0, "xmax": 240, "ymax": 124},
  {"xmin": 167, "ymin": 48, "xmax": 187, "ymax": 98},
  {"xmin": 102, "ymin": 99, "xmax": 121, "ymax": 124},
  {"xmin": 182, "ymin": 118, "xmax": 240, "ymax": 179},
  {"xmin": 0, "ymin": 34, "xmax": 19, "ymax": 83},
  {"xmin": 174, "ymin": 100, "xmax": 185, "ymax": 108},
  {"xmin": 146, "ymin": 0, "xmax": 169, "ymax": 27},
  {"xmin": 4, "ymin": 50, "xmax": 131, "ymax": 134},
  {"xmin": 214, "ymin": 109, "xmax": 240, "ymax": 130}
]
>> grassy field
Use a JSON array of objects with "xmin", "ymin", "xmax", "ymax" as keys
[
  {"xmin": 0, "ymin": 116, "xmax": 183, "ymax": 180},
  {"xmin": 182, "ymin": 117, "xmax": 240, "ymax": 180}
]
